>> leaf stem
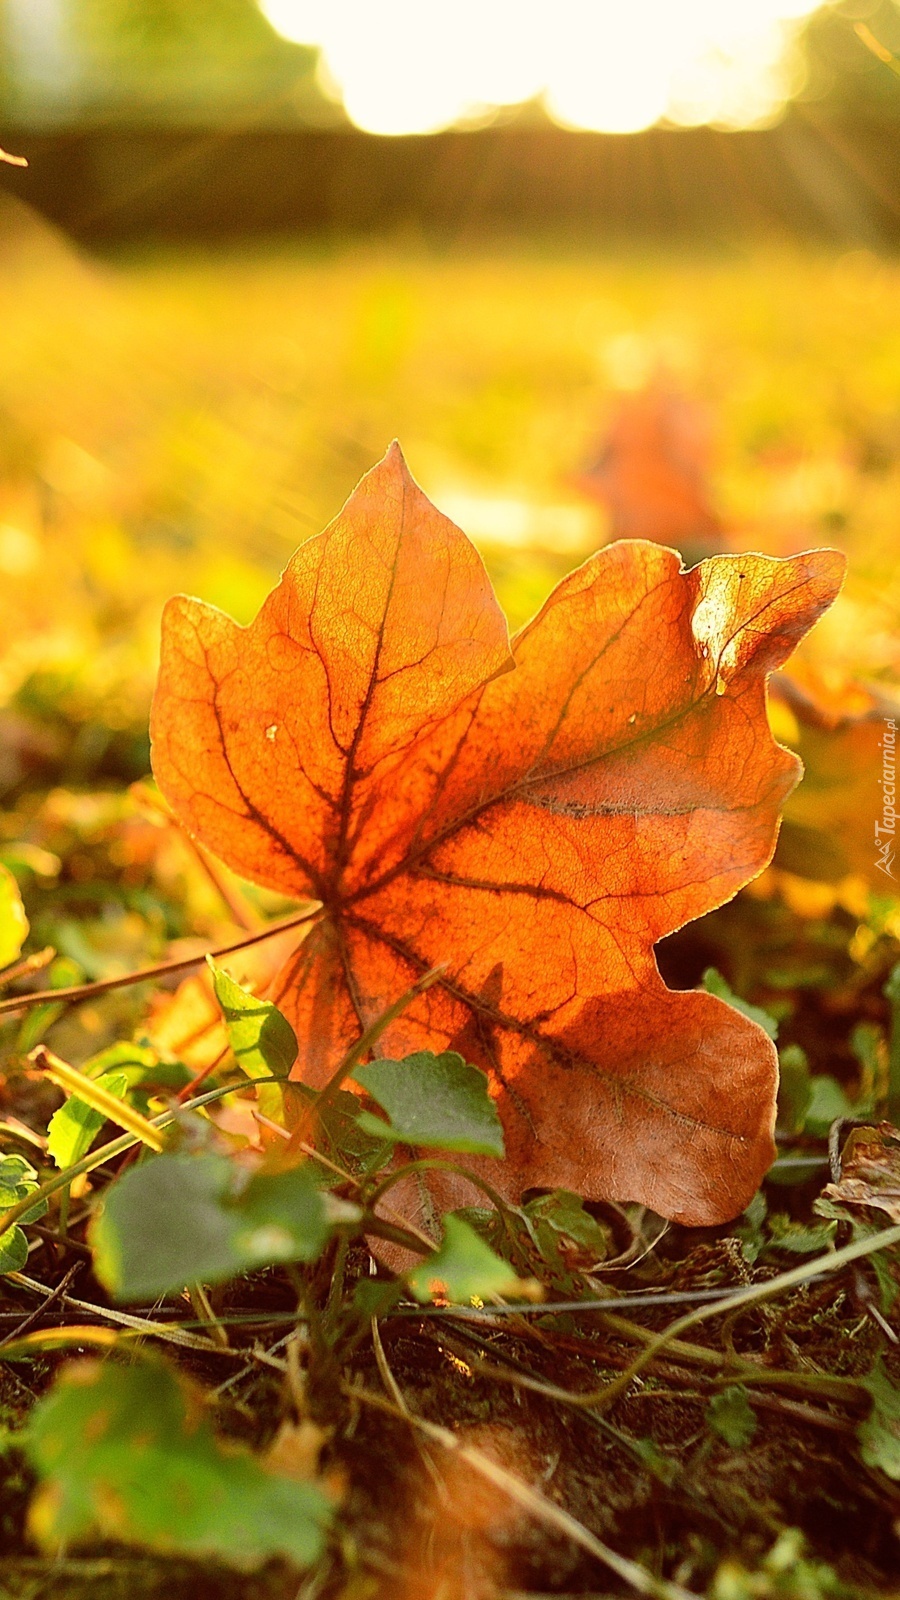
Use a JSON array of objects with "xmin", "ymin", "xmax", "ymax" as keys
[{"xmin": 283, "ymin": 964, "xmax": 445, "ymax": 1152}]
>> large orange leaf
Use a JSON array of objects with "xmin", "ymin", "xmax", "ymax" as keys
[{"xmin": 151, "ymin": 445, "xmax": 844, "ymax": 1227}]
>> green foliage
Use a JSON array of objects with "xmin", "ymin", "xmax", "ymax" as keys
[
  {"xmin": 733, "ymin": 1189, "xmax": 768, "ymax": 1265},
  {"xmin": 0, "ymin": 863, "xmax": 28, "ymax": 970},
  {"xmin": 706, "ymin": 1386, "xmax": 757, "ymax": 1449},
  {"xmin": 208, "ymin": 957, "xmax": 296, "ymax": 1121},
  {"xmin": 406, "ymin": 1213, "xmax": 526, "ymax": 1304},
  {"xmin": 702, "ymin": 968, "xmax": 778, "ymax": 1039},
  {"xmin": 15, "ymin": 957, "xmax": 83, "ymax": 1055},
  {"xmin": 765, "ymin": 1214, "xmax": 837, "ymax": 1255},
  {"xmin": 858, "ymin": 1358, "xmax": 900, "ymax": 1479},
  {"xmin": 352, "ymin": 1051, "xmax": 505, "ymax": 1157},
  {"xmin": 0, "ymin": 1229, "xmax": 28, "ymax": 1275},
  {"xmin": 47, "ymin": 1073, "xmax": 129, "ymax": 1169},
  {"xmin": 883, "ymin": 962, "xmax": 900, "ymax": 1123},
  {"xmin": 92, "ymin": 1151, "xmax": 335, "ymax": 1298},
  {"xmin": 803, "ymin": 1074, "xmax": 856, "ymax": 1139},
  {"xmin": 304, "ymin": 1085, "xmax": 391, "ymax": 1176},
  {"xmin": 0, "ymin": 1156, "xmax": 47, "ymax": 1276},
  {"xmin": 710, "ymin": 1529, "xmax": 849, "ymax": 1599},
  {"xmin": 521, "ymin": 1188, "xmax": 612, "ymax": 1270},
  {"xmin": 734, "ymin": 1192, "xmax": 836, "ymax": 1265},
  {"xmin": 632, "ymin": 1436, "xmax": 679, "ymax": 1486},
  {"xmin": 48, "ymin": 0, "xmax": 332, "ymax": 129},
  {"xmin": 776, "ymin": 1044, "xmax": 812, "ymax": 1136},
  {"xmin": 47, "ymin": 1043, "xmax": 176, "ymax": 1168},
  {"xmin": 208, "ymin": 958, "xmax": 297, "ymax": 1079},
  {"xmin": 26, "ymin": 1356, "xmax": 331, "ymax": 1569},
  {"xmin": 454, "ymin": 1188, "xmax": 614, "ymax": 1289}
]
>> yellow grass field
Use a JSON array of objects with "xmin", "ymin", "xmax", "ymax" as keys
[{"xmin": 2, "ymin": 207, "xmax": 898, "ymax": 762}]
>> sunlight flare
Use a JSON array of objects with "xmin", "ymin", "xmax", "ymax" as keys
[{"xmin": 260, "ymin": 0, "xmax": 822, "ymax": 136}]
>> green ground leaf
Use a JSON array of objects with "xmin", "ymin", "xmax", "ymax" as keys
[
  {"xmin": 702, "ymin": 968, "xmax": 779, "ymax": 1041},
  {"xmin": 81, "ymin": 1042, "xmax": 161, "ymax": 1082},
  {"xmin": 0, "ymin": 1156, "xmax": 48, "ymax": 1278},
  {"xmin": 804, "ymin": 1074, "xmax": 855, "ymax": 1139},
  {"xmin": 706, "ymin": 1385, "xmax": 757, "ymax": 1449},
  {"xmin": 734, "ymin": 1190, "xmax": 768, "ymax": 1264},
  {"xmin": 859, "ymin": 1359, "xmax": 900, "ymax": 1478},
  {"xmin": 766, "ymin": 1215, "xmax": 837, "ymax": 1254},
  {"xmin": 208, "ymin": 958, "xmax": 297, "ymax": 1079},
  {"xmin": 776, "ymin": 1044, "xmax": 812, "ymax": 1136},
  {"xmin": 407, "ymin": 1213, "xmax": 525, "ymax": 1304},
  {"xmin": 26, "ymin": 1357, "xmax": 332, "ymax": 1570},
  {"xmin": 0, "ymin": 1153, "xmax": 41, "ymax": 1204},
  {"xmin": 0, "ymin": 1155, "xmax": 47, "ymax": 1222},
  {"xmin": 0, "ymin": 1225, "xmax": 28, "ymax": 1274},
  {"xmin": 47, "ymin": 1071, "xmax": 129, "ymax": 1170},
  {"xmin": 523, "ymin": 1189, "xmax": 612, "ymax": 1261},
  {"xmin": 47, "ymin": 1044, "xmax": 180, "ymax": 1171},
  {"xmin": 0, "ymin": 862, "xmax": 28, "ymax": 969},
  {"xmin": 352, "ymin": 1051, "xmax": 504, "ymax": 1156},
  {"xmin": 92, "ymin": 1151, "xmax": 331, "ymax": 1299}
]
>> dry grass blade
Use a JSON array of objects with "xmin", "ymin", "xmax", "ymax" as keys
[
  {"xmin": 29, "ymin": 1046, "xmax": 165, "ymax": 1151},
  {"xmin": 344, "ymin": 1382, "xmax": 700, "ymax": 1600},
  {"xmin": 594, "ymin": 1221, "xmax": 900, "ymax": 1410},
  {"xmin": 9, "ymin": 1272, "xmax": 234, "ymax": 1354}
]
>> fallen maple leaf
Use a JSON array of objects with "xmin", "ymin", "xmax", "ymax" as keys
[{"xmin": 151, "ymin": 444, "xmax": 843, "ymax": 1227}]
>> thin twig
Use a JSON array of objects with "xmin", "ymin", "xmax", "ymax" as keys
[
  {"xmin": 624, "ymin": 1386, "xmax": 857, "ymax": 1436},
  {"xmin": 385, "ymin": 1285, "xmax": 784, "ymax": 1319},
  {"xmin": 0, "ymin": 905, "xmax": 321, "ymax": 1018},
  {"xmin": 0, "ymin": 1076, "xmax": 285, "ymax": 1237},
  {"xmin": 0, "ymin": 947, "xmax": 55, "ymax": 990},
  {"xmin": 0, "ymin": 1264, "xmax": 82, "ymax": 1348},
  {"xmin": 189, "ymin": 1282, "xmax": 230, "ymax": 1348},
  {"xmin": 9, "ymin": 1271, "xmax": 237, "ymax": 1355},
  {"xmin": 29, "ymin": 1046, "xmax": 166, "ymax": 1151},
  {"xmin": 370, "ymin": 1315, "xmax": 448, "ymax": 1497}
]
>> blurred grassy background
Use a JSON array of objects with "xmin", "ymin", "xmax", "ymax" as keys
[{"xmin": 1, "ymin": 211, "xmax": 899, "ymax": 788}]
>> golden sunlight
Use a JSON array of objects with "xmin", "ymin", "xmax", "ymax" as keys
[{"xmin": 260, "ymin": 0, "xmax": 823, "ymax": 136}]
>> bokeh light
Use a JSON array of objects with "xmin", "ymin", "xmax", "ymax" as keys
[{"xmin": 260, "ymin": 0, "xmax": 823, "ymax": 136}]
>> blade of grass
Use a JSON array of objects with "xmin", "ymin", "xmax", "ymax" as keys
[
  {"xmin": 344, "ymin": 1382, "xmax": 699, "ymax": 1600},
  {"xmin": 30, "ymin": 1046, "xmax": 165, "ymax": 1152}
]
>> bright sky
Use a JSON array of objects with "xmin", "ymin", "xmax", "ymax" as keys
[{"xmin": 260, "ymin": 0, "xmax": 824, "ymax": 136}]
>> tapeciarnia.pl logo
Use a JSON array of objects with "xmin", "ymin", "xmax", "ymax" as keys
[{"xmin": 875, "ymin": 717, "xmax": 897, "ymax": 879}]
